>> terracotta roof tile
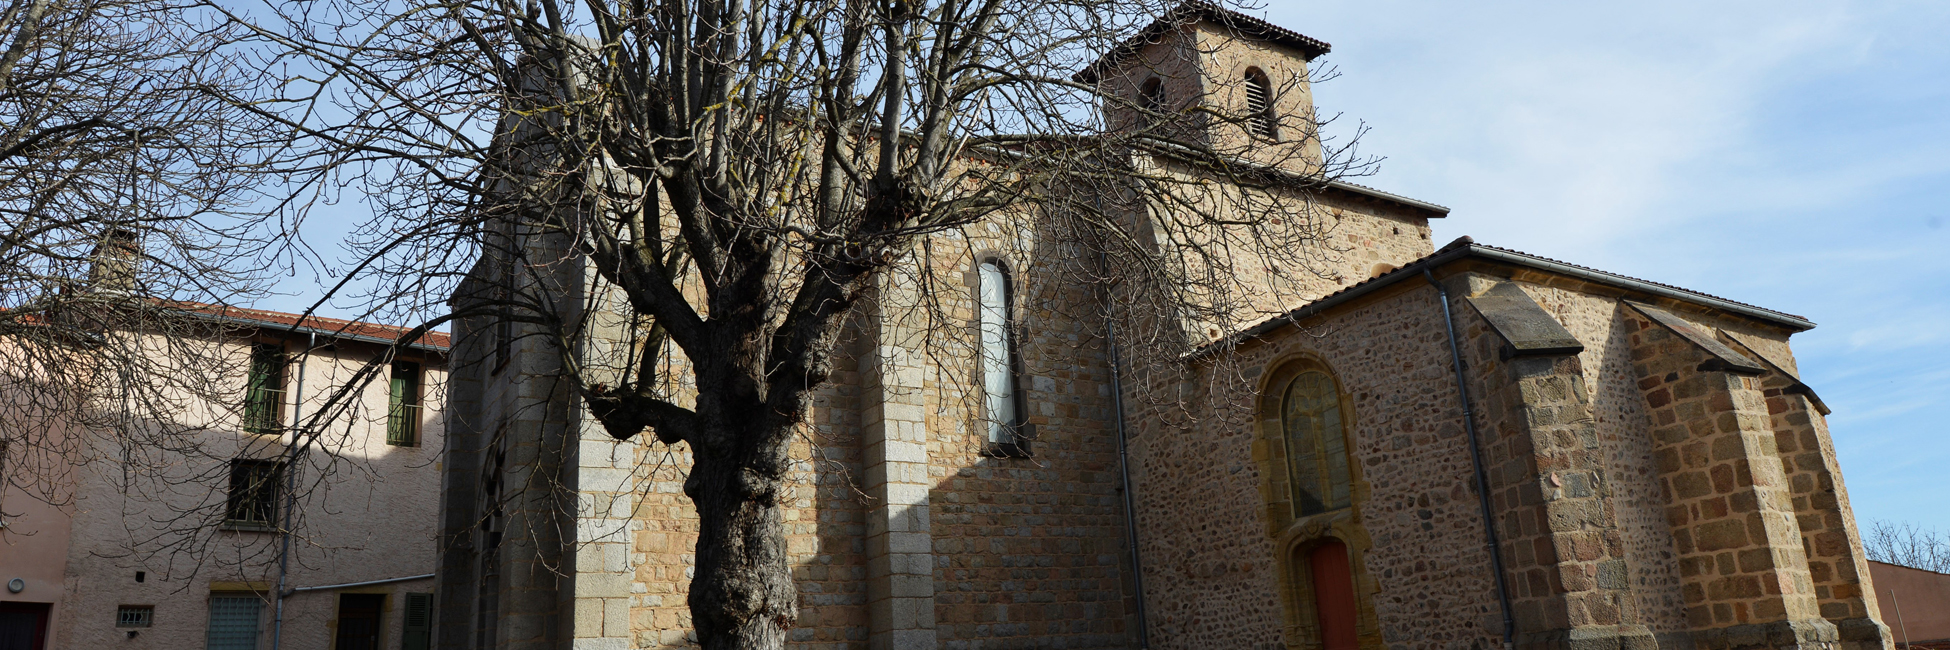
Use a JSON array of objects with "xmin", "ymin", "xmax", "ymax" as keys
[
  {"xmin": 176, "ymin": 302, "xmax": 451, "ymax": 350},
  {"xmin": 1076, "ymin": 1, "xmax": 1332, "ymax": 83}
]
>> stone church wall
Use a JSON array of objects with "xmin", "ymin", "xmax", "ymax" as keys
[
  {"xmin": 1124, "ymin": 280, "xmax": 1506, "ymax": 650},
  {"xmin": 1522, "ymin": 282, "xmax": 1695, "ymax": 637},
  {"xmin": 598, "ymin": 220, "xmax": 1148, "ymax": 650}
]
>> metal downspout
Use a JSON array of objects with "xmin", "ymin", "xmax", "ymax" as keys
[
  {"xmin": 1425, "ymin": 269, "xmax": 1517, "ymax": 650},
  {"xmin": 284, "ymin": 573, "xmax": 436, "ymax": 597},
  {"xmin": 272, "ymin": 331, "xmax": 313, "ymax": 650},
  {"xmin": 1106, "ymin": 306, "xmax": 1150, "ymax": 650}
]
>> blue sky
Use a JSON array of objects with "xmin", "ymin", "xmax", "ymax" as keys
[{"xmin": 1263, "ymin": 0, "xmax": 1950, "ymax": 529}]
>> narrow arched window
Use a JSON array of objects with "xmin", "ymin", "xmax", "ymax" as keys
[
  {"xmin": 1139, "ymin": 77, "xmax": 1165, "ymax": 124},
  {"xmin": 1282, "ymin": 369, "xmax": 1349, "ymax": 516},
  {"xmin": 978, "ymin": 260, "xmax": 1027, "ymax": 455},
  {"xmin": 1245, "ymin": 67, "xmax": 1278, "ymax": 140}
]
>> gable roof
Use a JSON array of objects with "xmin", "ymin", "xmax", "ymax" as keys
[
  {"xmin": 1190, "ymin": 237, "xmax": 1815, "ymax": 359},
  {"xmin": 1076, "ymin": 1, "xmax": 1332, "ymax": 84},
  {"xmin": 180, "ymin": 302, "xmax": 451, "ymax": 352}
]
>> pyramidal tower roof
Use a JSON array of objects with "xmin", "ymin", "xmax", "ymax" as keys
[{"xmin": 1076, "ymin": 1, "xmax": 1331, "ymax": 83}]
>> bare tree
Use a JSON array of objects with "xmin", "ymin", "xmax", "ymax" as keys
[
  {"xmin": 0, "ymin": 0, "xmax": 282, "ymax": 531},
  {"xmin": 1865, "ymin": 520, "xmax": 1950, "ymax": 574},
  {"xmin": 222, "ymin": 0, "xmax": 1377, "ymax": 646}
]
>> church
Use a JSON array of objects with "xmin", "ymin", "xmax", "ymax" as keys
[{"xmin": 432, "ymin": 3, "xmax": 1894, "ymax": 650}]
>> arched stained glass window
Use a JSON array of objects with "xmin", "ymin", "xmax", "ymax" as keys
[{"xmin": 1282, "ymin": 370, "xmax": 1350, "ymax": 517}]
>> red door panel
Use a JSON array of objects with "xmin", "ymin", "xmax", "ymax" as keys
[{"xmin": 1309, "ymin": 540, "xmax": 1359, "ymax": 650}]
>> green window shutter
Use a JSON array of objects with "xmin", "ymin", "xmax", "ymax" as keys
[
  {"xmin": 401, "ymin": 592, "xmax": 433, "ymax": 650},
  {"xmin": 387, "ymin": 362, "xmax": 421, "ymax": 446},
  {"xmin": 244, "ymin": 344, "xmax": 285, "ymax": 435}
]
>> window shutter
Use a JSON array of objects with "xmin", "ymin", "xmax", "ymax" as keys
[
  {"xmin": 243, "ymin": 344, "xmax": 285, "ymax": 434},
  {"xmin": 1245, "ymin": 69, "xmax": 1278, "ymax": 140},
  {"xmin": 387, "ymin": 362, "xmax": 421, "ymax": 446},
  {"xmin": 401, "ymin": 592, "xmax": 433, "ymax": 650}
]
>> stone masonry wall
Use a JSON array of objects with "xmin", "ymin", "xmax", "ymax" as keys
[
  {"xmin": 1731, "ymin": 336, "xmax": 1888, "ymax": 649},
  {"xmin": 917, "ymin": 226, "xmax": 1140, "ymax": 650},
  {"xmin": 1448, "ymin": 276, "xmax": 1649, "ymax": 648},
  {"xmin": 1517, "ymin": 281, "xmax": 1694, "ymax": 638},
  {"xmin": 607, "ymin": 223, "xmax": 1146, "ymax": 650},
  {"xmin": 1621, "ymin": 304, "xmax": 1837, "ymax": 649},
  {"xmin": 1128, "ymin": 280, "xmax": 1505, "ymax": 650}
]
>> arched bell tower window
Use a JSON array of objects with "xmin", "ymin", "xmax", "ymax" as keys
[
  {"xmin": 1244, "ymin": 67, "xmax": 1278, "ymax": 140},
  {"xmin": 1139, "ymin": 77, "xmax": 1165, "ymax": 124},
  {"xmin": 1282, "ymin": 369, "xmax": 1350, "ymax": 517},
  {"xmin": 978, "ymin": 259, "xmax": 1029, "ymax": 456}
]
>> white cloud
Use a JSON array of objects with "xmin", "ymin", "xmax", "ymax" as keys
[{"xmin": 1255, "ymin": 0, "xmax": 1950, "ymax": 527}]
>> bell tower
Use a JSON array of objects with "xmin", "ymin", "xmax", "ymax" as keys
[{"xmin": 1078, "ymin": 1, "xmax": 1332, "ymax": 175}]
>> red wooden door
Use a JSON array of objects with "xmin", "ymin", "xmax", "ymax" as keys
[{"xmin": 1309, "ymin": 540, "xmax": 1359, "ymax": 650}]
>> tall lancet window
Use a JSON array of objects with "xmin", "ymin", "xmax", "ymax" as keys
[
  {"xmin": 978, "ymin": 260, "xmax": 1028, "ymax": 456},
  {"xmin": 1245, "ymin": 67, "xmax": 1278, "ymax": 140},
  {"xmin": 1283, "ymin": 369, "xmax": 1350, "ymax": 516}
]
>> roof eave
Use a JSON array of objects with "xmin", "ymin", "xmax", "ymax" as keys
[
  {"xmin": 1322, "ymin": 180, "xmax": 1450, "ymax": 218},
  {"xmin": 193, "ymin": 311, "xmax": 452, "ymax": 354},
  {"xmin": 1075, "ymin": 2, "xmax": 1332, "ymax": 84},
  {"xmin": 1187, "ymin": 242, "xmax": 1814, "ymax": 359}
]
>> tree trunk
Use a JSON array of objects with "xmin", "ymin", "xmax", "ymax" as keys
[{"xmin": 685, "ymin": 432, "xmax": 797, "ymax": 650}]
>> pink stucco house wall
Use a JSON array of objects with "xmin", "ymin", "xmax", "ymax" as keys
[{"xmin": 0, "ymin": 307, "xmax": 448, "ymax": 650}]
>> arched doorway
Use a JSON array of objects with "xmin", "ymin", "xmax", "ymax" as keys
[
  {"xmin": 1258, "ymin": 357, "xmax": 1376, "ymax": 650},
  {"xmin": 1307, "ymin": 539, "xmax": 1359, "ymax": 650}
]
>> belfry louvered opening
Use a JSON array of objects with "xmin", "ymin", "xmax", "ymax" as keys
[{"xmin": 1245, "ymin": 68, "xmax": 1277, "ymax": 140}]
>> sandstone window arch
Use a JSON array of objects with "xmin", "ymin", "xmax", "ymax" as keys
[
  {"xmin": 1282, "ymin": 367, "xmax": 1351, "ymax": 517},
  {"xmin": 1255, "ymin": 357, "xmax": 1380, "ymax": 650},
  {"xmin": 976, "ymin": 258, "xmax": 1029, "ymax": 456},
  {"xmin": 1244, "ymin": 67, "xmax": 1278, "ymax": 140}
]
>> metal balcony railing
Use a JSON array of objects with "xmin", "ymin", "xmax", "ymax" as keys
[
  {"xmin": 242, "ymin": 387, "xmax": 285, "ymax": 435},
  {"xmin": 388, "ymin": 401, "xmax": 421, "ymax": 446}
]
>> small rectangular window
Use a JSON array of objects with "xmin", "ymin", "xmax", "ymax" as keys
[
  {"xmin": 387, "ymin": 361, "xmax": 422, "ymax": 446},
  {"xmin": 242, "ymin": 343, "xmax": 286, "ymax": 435},
  {"xmin": 205, "ymin": 594, "xmax": 262, "ymax": 650},
  {"xmin": 225, "ymin": 459, "xmax": 281, "ymax": 528},
  {"xmin": 116, "ymin": 605, "xmax": 153, "ymax": 628}
]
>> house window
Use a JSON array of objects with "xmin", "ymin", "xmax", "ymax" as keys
[
  {"xmin": 977, "ymin": 260, "xmax": 1029, "ymax": 456},
  {"xmin": 337, "ymin": 593, "xmax": 385, "ymax": 650},
  {"xmin": 1245, "ymin": 67, "xmax": 1278, "ymax": 140},
  {"xmin": 205, "ymin": 594, "xmax": 263, "ymax": 650},
  {"xmin": 1282, "ymin": 369, "xmax": 1350, "ymax": 517},
  {"xmin": 225, "ymin": 459, "xmax": 281, "ymax": 528},
  {"xmin": 242, "ymin": 343, "xmax": 286, "ymax": 434},
  {"xmin": 388, "ymin": 361, "xmax": 422, "ymax": 446},
  {"xmin": 116, "ymin": 605, "xmax": 154, "ymax": 628}
]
